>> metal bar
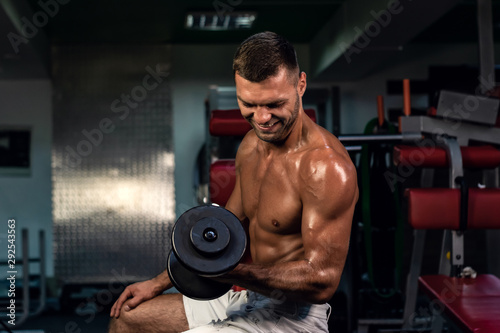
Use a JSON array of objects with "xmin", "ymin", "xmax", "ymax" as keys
[
  {"xmin": 477, "ymin": 0, "xmax": 496, "ymax": 94},
  {"xmin": 484, "ymin": 167, "xmax": 500, "ymax": 277},
  {"xmin": 441, "ymin": 137, "xmax": 464, "ymax": 274},
  {"xmin": 402, "ymin": 229, "xmax": 426, "ymax": 330},
  {"xmin": 0, "ymin": 259, "xmax": 40, "ymax": 265},
  {"xmin": 332, "ymin": 86, "xmax": 341, "ymax": 136},
  {"xmin": 338, "ymin": 133, "xmax": 422, "ymax": 144},
  {"xmin": 438, "ymin": 136, "xmax": 463, "ymax": 189},
  {"xmin": 436, "ymin": 137, "xmax": 464, "ymax": 276},
  {"xmin": 32, "ymin": 230, "xmax": 46, "ymax": 316},
  {"xmin": 451, "ymin": 231, "xmax": 464, "ymax": 275},
  {"xmin": 359, "ymin": 318, "xmax": 404, "ymax": 325},
  {"xmin": 344, "ymin": 145, "xmax": 362, "ymax": 152},
  {"xmin": 18, "ymin": 229, "xmax": 30, "ymax": 327},
  {"xmin": 438, "ymin": 231, "xmax": 452, "ymax": 276}
]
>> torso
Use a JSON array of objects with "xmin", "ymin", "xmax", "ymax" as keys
[{"xmin": 236, "ymin": 115, "xmax": 349, "ymax": 265}]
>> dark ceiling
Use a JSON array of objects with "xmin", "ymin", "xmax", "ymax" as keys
[
  {"xmin": 21, "ymin": 0, "xmax": 500, "ymax": 45},
  {"xmin": 414, "ymin": 1, "xmax": 500, "ymax": 43},
  {"xmin": 1, "ymin": 0, "xmax": 500, "ymax": 80},
  {"xmin": 25, "ymin": 0, "xmax": 345, "ymax": 44}
]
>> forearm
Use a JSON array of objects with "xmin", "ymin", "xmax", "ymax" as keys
[
  {"xmin": 152, "ymin": 270, "xmax": 173, "ymax": 292},
  {"xmin": 220, "ymin": 260, "xmax": 338, "ymax": 304}
]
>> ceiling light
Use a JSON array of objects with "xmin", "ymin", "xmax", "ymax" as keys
[{"xmin": 185, "ymin": 12, "xmax": 257, "ymax": 31}]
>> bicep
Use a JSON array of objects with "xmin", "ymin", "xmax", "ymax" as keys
[
  {"xmin": 224, "ymin": 157, "xmax": 250, "ymax": 257},
  {"xmin": 300, "ymin": 157, "xmax": 358, "ymax": 272},
  {"xmin": 224, "ymin": 169, "xmax": 245, "ymax": 221},
  {"xmin": 224, "ymin": 133, "xmax": 252, "ymax": 222}
]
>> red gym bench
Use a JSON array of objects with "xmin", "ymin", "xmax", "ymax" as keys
[
  {"xmin": 397, "ymin": 140, "xmax": 500, "ymax": 333},
  {"xmin": 406, "ymin": 188, "xmax": 500, "ymax": 332}
]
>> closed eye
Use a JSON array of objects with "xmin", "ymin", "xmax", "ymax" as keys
[
  {"xmin": 266, "ymin": 102, "xmax": 284, "ymax": 109},
  {"xmin": 242, "ymin": 102, "xmax": 255, "ymax": 108}
]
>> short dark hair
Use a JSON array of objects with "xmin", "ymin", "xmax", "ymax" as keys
[{"xmin": 233, "ymin": 31, "xmax": 299, "ymax": 84}]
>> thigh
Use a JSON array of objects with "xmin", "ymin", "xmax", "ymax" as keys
[{"xmin": 119, "ymin": 293, "xmax": 189, "ymax": 333}]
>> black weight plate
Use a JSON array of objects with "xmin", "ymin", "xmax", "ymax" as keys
[
  {"xmin": 172, "ymin": 205, "xmax": 247, "ymax": 276},
  {"xmin": 167, "ymin": 250, "xmax": 231, "ymax": 300},
  {"xmin": 190, "ymin": 217, "xmax": 230, "ymax": 255}
]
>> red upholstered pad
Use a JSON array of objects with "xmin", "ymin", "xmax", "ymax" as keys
[
  {"xmin": 209, "ymin": 110, "xmax": 251, "ymax": 137},
  {"xmin": 209, "ymin": 109, "xmax": 317, "ymax": 136},
  {"xmin": 406, "ymin": 188, "xmax": 461, "ymax": 229},
  {"xmin": 468, "ymin": 188, "xmax": 500, "ymax": 229},
  {"xmin": 394, "ymin": 145, "xmax": 500, "ymax": 169},
  {"xmin": 418, "ymin": 274, "xmax": 500, "ymax": 333},
  {"xmin": 209, "ymin": 159, "xmax": 236, "ymax": 206},
  {"xmin": 405, "ymin": 188, "xmax": 500, "ymax": 230}
]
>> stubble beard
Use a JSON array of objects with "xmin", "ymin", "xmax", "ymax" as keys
[{"xmin": 253, "ymin": 93, "xmax": 300, "ymax": 145}]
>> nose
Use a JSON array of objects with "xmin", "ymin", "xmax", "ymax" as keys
[{"xmin": 253, "ymin": 107, "xmax": 272, "ymax": 125}]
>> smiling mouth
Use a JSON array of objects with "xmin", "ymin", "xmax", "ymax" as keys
[{"xmin": 256, "ymin": 120, "xmax": 278, "ymax": 129}]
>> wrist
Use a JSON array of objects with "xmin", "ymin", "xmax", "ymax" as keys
[
  {"xmin": 224, "ymin": 263, "xmax": 248, "ymax": 281},
  {"xmin": 152, "ymin": 270, "xmax": 172, "ymax": 291}
]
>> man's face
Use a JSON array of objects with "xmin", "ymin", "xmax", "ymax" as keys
[{"xmin": 235, "ymin": 68, "xmax": 306, "ymax": 144}]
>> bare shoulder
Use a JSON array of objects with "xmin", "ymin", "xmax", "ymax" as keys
[
  {"xmin": 299, "ymin": 127, "xmax": 358, "ymax": 205},
  {"xmin": 234, "ymin": 130, "xmax": 258, "ymax": 163}
]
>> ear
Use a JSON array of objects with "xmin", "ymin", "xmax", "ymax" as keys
[{"xmin": 297, "ymin": 71, "xmax": 307, "ymax": 97}]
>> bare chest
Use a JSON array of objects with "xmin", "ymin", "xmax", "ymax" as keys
[{"xmin": 240, "ymin": 158, "xmax": 302, "ymax": 234}]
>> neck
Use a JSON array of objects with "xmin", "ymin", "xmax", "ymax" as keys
[{"xmin": 260, "ymin": 109, "xmax": 307, "ymax": 154}]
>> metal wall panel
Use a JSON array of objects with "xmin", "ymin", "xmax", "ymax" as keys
[{"xmin": 52, "ymin": 45, "xmax": 174, "ymax": 283}]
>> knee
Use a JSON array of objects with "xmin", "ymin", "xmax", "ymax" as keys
[
  {"xmin": 108, "ymin": 304, "xmax": 139, "ymax": 333},
  {"xmin": 108, "ymin": 317, "xmax": 121, "ymax": 333}
]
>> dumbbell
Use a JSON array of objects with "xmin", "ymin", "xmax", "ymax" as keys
[{"xmin": 167, "ymin": 205, "xmax": 247, "ymax": 300}]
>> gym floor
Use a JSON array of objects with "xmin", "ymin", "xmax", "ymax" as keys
[
  {"xmin": 15, "ymin": 314, "xmax": 109, "ymax": 333},
  {"xmin": 11, "ymin": 312, "xmax": 109, "ymax": 332},
  {"xmin": 2, "ymin": 298, "xmax": 110, "ymax": 333}
]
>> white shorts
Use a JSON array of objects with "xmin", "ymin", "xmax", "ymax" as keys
[{"xmin": 182, "ymin": 289, "xmax": 330, "ymax": 332}]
